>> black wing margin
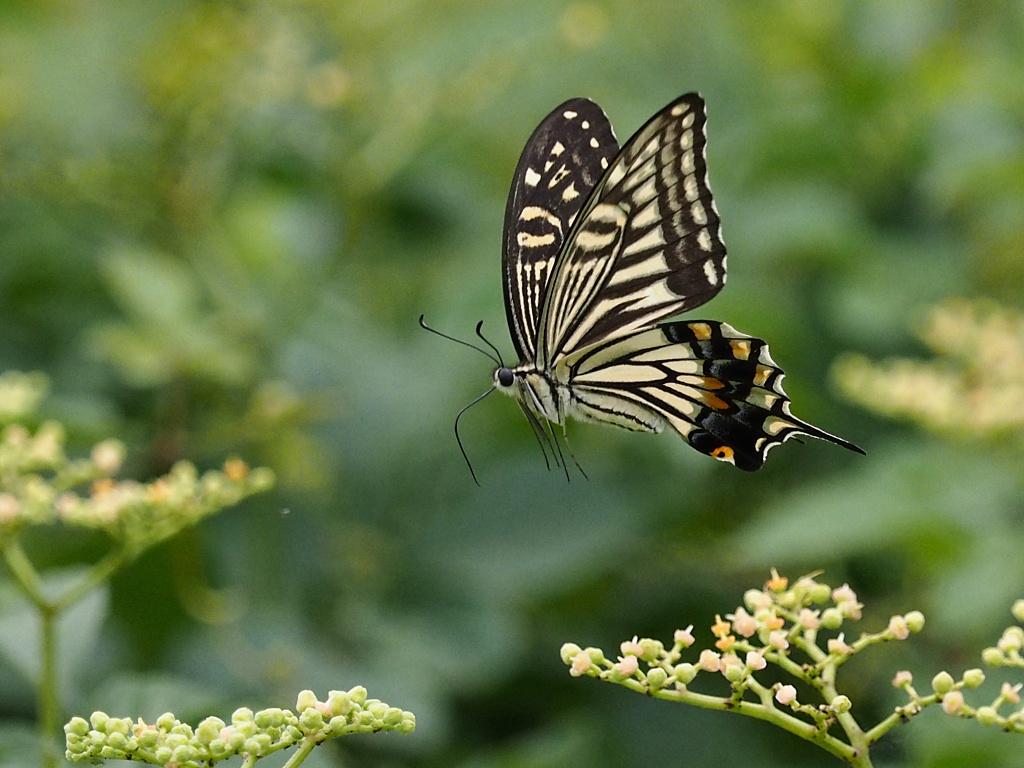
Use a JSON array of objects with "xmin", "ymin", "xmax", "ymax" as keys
[{"xmin": 502, "ymin": 98, "xmax": 619, "ymax": 363}]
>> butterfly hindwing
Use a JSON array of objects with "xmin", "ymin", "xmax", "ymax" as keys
[
  {"xmin": 560, "ymin": 320, "xmax": 860, "ymax": 470},
  {"xmin": 502, "ymin": 98, "xmax": 619, "ymax": 362},
  {"xmin": 538, "ymin": 93, "xmax": 727, "ymax": 365}
]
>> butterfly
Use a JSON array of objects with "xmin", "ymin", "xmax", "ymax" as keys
[{"xmin": 487, "ymin": 92, "xmax": 863, "ymax": 471}]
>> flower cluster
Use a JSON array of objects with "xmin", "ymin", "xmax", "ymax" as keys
[
  {"xmin": 0, "ymin": 413, "xmax": 273, "ymax": 552},
  {"xmin": 561, "ymin": 570, "xmax": 926, "ymax": 766},
  {"xmin": 834, "ymin": 298, "xmax": 1024, "ymax": 437},
  {"xmin": 65, "ymin": 688, "xmax": 416, "ymax": 765},
  {"xmin": 904, "ymin": 598, "xmax": 1024, "ymax": 733}
]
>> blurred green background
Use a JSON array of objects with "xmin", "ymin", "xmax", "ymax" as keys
[{"xmin": 2, "ymin": 1, "xmax": 1023, "ymax": 766}]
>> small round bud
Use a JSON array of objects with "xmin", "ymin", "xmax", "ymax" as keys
[
  {"xmin": 348, "ymin": 686, "xmax": 368, "ymax": 707},
  {"xmin": 156, "ymin": 712, "xmax": 177, "ymax": 731},
  {"xmin": 820, "ymin": 607, "xmax": 844, "ymax": 630},
  {"xmin": 106, "ymin": 731, "xmax": 128, "ymax": 750},
  {"xmin": 904, "ymin": 611, "xmax": 925, "ymax": 633},
  {"xmin": 296, "ymin": 690, "xmax": 318, "ymax": 712},
  {"xmin": 327, "ymin": 690, "xmax": 352, "ymax": 717},
  {"xmin": 560, "ymin": 643, "xmax": 583, "ymax": 664},
  {"xmin": 962, "ymin": 668, "xmax": 985, "ymax": 688},
  {"xmin": 723, "ymin": 663, "xmax": 745, "ymax": 683},
  {"xmin": 154, "ymin": 747, "xmax": 173, "ymax": 764},
  {"xmin": 975, "ymin": 706, "xmax": 999, "ymax": 726},
  {"xmin": 90, "ymin": 712, "xmax": 110, "ymax": 731},
  {"xmin": 65, "ymin": 718, "xmax": 90, "ymax": 738},
  {"xmin": 931, "ymin": 671, "xmax": 955, "ymax": 695},
  {"xmin": 981, "ymin": 647, "xmax": 1004, "ymax": 667},
  {"xmin": 299, "ymin": 708, "xmax": 324, "ymax": 731},
  {"xmin": 673, "ymin": 663, "xmax": 697, "ymax": 685},
  {"xmin": 195, "ymin": 716, "xmax": 225, "ymax": 745},
  {"xmin": 232, "ymin": 708, "xmax": 254, "ymax": 724},
  {"xmin": 830, "ymin": 695, "xmax": 852, "ymax": 714},
  {"xmin": 646, "ymin": 668, "xmax": 668, "ymax": 690},
  {"xmin": 137, "ymin": 728, "xmax": 158, "ymax": 749},
  {"xmin": 1011, "ymin": 599, "xmax": 1024, "ymax": 623},
  {"xmin": 1000, "ymin": 626, "xmax": 1024, "ymax": 650},
  {"xmin": 638, "ymin": 638, "xmax": 664, "ymax": 660},
  {"xmin": 807, "ymin": 582, "xmax": 832, "ymax": 604}
]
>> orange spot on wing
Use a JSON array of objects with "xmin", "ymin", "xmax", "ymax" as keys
[
  {"xmin": 703, "ymin": 393, "xmax": 730, "ymax": 409},
  {"xmin": 711, "ymin": 446, "xmax": 735, "ymax": 460},
  {"xmin": 729, "ymin": 340, "xmax": 752, "ymax": 361},
  {"xmin": 689, "ymin": 322, "xmax": 713, "ymax": 340},
  {"xmin": 702, "ymin": 377, "xmax": 725, "ymax": 390}
]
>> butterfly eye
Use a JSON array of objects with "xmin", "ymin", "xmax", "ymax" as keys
[{"xmin": 496, "ymin": 368, "xmax": 515, "ymax": 387}]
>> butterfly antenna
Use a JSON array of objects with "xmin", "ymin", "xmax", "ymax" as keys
[
  {"xmin": 419, "ymin": 315, "xmax": 501, "ymax": 367},
  {"xmin": 474, "ymin": 322, "xmax": 505, "ymax": 368},
  {"xmin": 454, "ymin": 386, "xmax": 496, "ymax": 486}
]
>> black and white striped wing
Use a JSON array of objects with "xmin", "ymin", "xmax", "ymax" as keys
[
  {"xmin": 559, "ymin": 321, "xmax": 864, "ymax": 470},
  {"xmin": 537, "ymin": 93, "xmax": 727, "ymax": 368},
  {"xmin": 502, "ymin": 99, "xmax": 619, "ymax": 363}
]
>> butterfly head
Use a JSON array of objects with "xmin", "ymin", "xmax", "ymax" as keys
[{"xmin": 494, "ymin": 366, "xmax": 515, "ymax": 390}]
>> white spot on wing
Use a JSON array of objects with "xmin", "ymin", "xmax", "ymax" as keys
[
  {"xmin": 524, "ymin": 167, "xmax": 541, "ymax": 187},
  {"xmin": 690, "ymin": 201, "xmax": 707, "ymax": 226},
  {"xmin": 518, "ymin": 232, "xmax": 556, "ymax": 248},
  {"xmin": 703, "ymin": 258, "xmax": 718, "ymax": 285},
  {"xmin": 697, "ymin": 228, "xmax": 713, "ymax": 251}
]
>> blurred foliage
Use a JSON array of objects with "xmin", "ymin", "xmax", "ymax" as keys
[{"xmin": 0, "ymin": 1, "xmax": 1023, "ymax": 767}]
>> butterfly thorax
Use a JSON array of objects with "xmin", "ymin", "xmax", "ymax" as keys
[{"xmin": 494, "ymin": 364, "xmax": 564, "ymax": 424}]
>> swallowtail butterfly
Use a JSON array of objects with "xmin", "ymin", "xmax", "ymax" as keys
[{"xmin": 491, "ymin": 93, "xmax": 863, "ymax": 471}]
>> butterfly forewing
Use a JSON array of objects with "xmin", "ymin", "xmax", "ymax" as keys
[
  {"xmin": 502, "ymin": 98, "xmax": 619, "ymax": 362},
  {"xmin": 537, "ymin": 93, "xmax": 727, "ymax": 366},
  {"xmin": 560, "ymin": 321, "xmax": 860, "ymax": 470}
]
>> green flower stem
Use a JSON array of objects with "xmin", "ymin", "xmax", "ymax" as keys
[
  {"xmin": 611, "ymin": 673, "xmax": 867, "ymax": 764},
  {"xmin": 0, "ymin": 534, "xmax": 128, "ymax": 768},
  {"xmin": 280, "ymin": 736, "xmax": 317, "ymax": 768},
  {"xmin": 40, "ymin": 604, "xmax": 59, "ymax": 768},
  {"xmin": 0, "ymin": 534, "xmax": 47, "ymax": 606},
  {"xmin": 53, "ymin": 549, "xmax": 128, "ymax": 612},
  {"xmin": 647, "ymin": 686, "xmax": 869, "ymax": 766}
]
